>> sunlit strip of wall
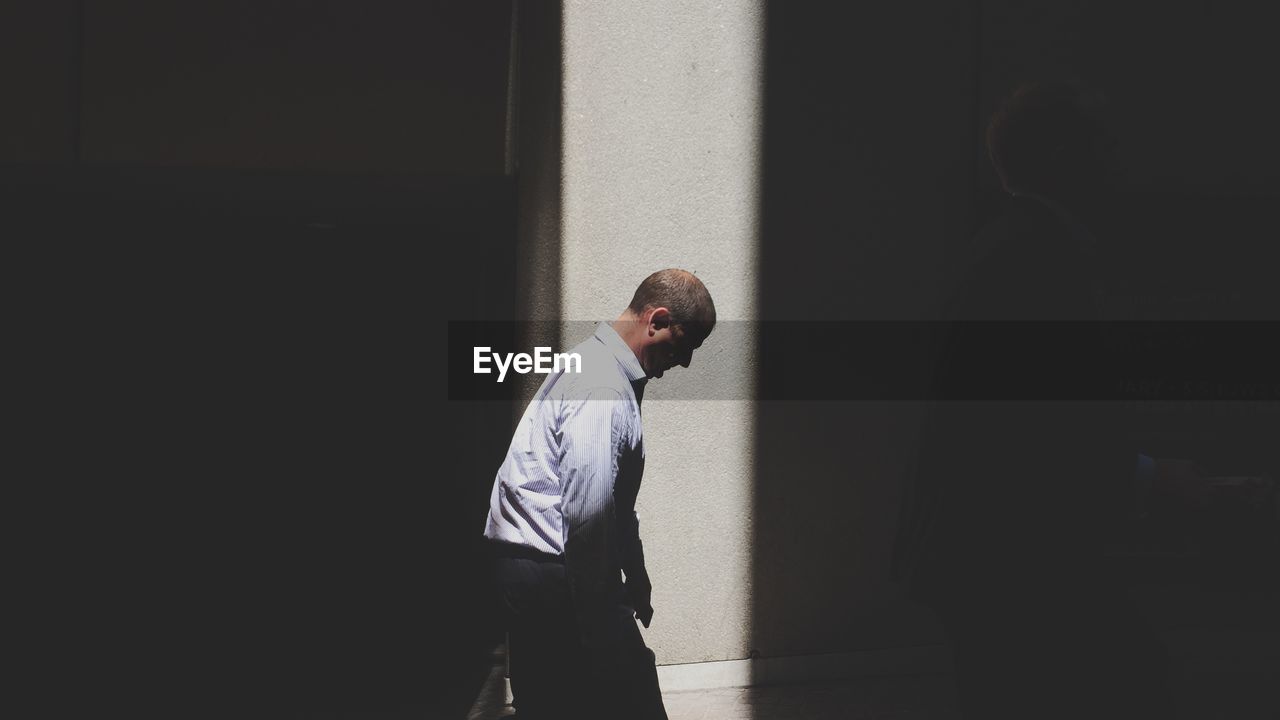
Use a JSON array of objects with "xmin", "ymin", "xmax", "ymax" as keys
[{"xmin": 559, "ymin": 0, "xmax": 763, "ymax": 665}]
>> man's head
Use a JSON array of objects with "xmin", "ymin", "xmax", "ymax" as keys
[
  {"xmin": 987, "ymin": 79, "xmax": 1116, "ymax": 205},
  {"xmin": 613, "ymin": 269, "xmax": 716, "ymax": 379}
]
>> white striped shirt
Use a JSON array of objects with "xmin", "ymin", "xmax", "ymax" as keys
[{"xmin": 484, "ymin": 322, "xmax": 649, "ymax": 613}]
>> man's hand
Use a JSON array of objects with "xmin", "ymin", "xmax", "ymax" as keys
[
  {"xmin": 626, "ymin": 578, "xmax": 654, "ymax": 628},
  {"xmin": 634, "ymin": 599, "xmax": 654, "ymax": 628}
]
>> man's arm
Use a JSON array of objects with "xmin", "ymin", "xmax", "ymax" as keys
[
  {"xmin": 619, "ymin": 511, "xmax": 653, "ymax": 627},
  {"xmin": 560, "ymin": 387, "xmax": 629, "ymax": 650}
]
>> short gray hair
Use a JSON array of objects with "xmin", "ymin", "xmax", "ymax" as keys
[{"xmin": 626, "ymin": 269, "xmax": 716, "ymax": 336}]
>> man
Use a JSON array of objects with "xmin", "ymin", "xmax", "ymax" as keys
[
  {"xmin": 483, "ymin": 269, "xmax": 715, "ymax": 720},
  {"xmin": 892, "ymin": 80, "xmax": 1206, "ymax": 719}
]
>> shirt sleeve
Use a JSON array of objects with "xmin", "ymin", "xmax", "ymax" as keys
[
  {"xmin": 615, "ymin": 458, "xmax": 650, "ymax": 595},
  {"xmin": 559, "ymin": 386, "xmax": 629, "ymax": 648}
]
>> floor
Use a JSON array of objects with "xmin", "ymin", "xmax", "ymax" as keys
[
  {"xmin": 463, "ymin": 642, "xmax": 1280, "ymax": 720},
  {"xmin": 468, "ymin": 672, "xmax": 959, "ymax": 720},
  {"xmin": 659, "ymin": 676, "xmax": 960, "ymax": 720}
]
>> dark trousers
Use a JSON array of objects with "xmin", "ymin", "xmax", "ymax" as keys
[
  {"xmin": 931, "ymin": 579, "xmax": 1173, "ymax": 720},
  {"xmin": 490, "ymin": 544, "xmax": 667, "ymax": 720}
]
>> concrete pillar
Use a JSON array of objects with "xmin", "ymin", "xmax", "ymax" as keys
[{"xmin": 554, "ymin": 0, "xmax": 764, "ymax": 664}]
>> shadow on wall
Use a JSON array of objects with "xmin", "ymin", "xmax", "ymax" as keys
[
  {"xmin": 750, "ymin": 0, "xmax": 979, "ymax": 672},
  {"xmin": 750, "ymin": 0, "xmax": 1280, "ymax": 700},
  {"xmin": 4, "ymin": 169, "xmax": 518, "ymax": 716},
  {"xmin": 512, "ymin": 0, "xmax": 564, "ymax": 410}
]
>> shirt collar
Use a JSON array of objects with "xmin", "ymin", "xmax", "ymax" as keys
[{"xmin": 594, "ymin": 321, "xmax": 648, "ymax": 384}]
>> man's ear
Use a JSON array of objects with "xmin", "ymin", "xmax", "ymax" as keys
[{"xmin": 647, "ymin": 307, "xmax": 672, "ymax": 335}]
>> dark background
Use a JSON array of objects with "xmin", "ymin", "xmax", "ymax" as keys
[
  {"xmin": 752, "ymin": 1, "xmax": 1278, "ymax": 713},
  {"xmin": 6, "ymin": 2, "xmax": 519, "ymax": 716}
]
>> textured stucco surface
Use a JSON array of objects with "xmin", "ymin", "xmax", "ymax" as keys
[{"xmin": 559, "ymin": 0, "xmax": 763, "ymax": 665}]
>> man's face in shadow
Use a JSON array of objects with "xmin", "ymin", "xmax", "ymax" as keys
[{"xmin": 638, "ymin": 308, "xmax": 708, "ymax": 379}]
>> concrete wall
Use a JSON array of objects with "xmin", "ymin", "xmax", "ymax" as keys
[
  {"xmin": 523, "ymin": 0, "xmax": 1279, "ymax": 673},
  {"xmin": 748, "ymin": 0, "xmax": 1280, "ymax": 666},
  {"xmin": 749, "ymin": 2, "xmax": 979, "ymax": 660},
  {"xmin": 979, "ymin": 0, "xmax": 1280, "ymax": 197},
  {"xmin": 558, "ymin": 0, "xmax": 764, "ymax": 664},
  {"xmin": 81, "ymin": 2, "xmax": 512, "ymax": 173},
  {"xmin": 1, "ymin": 1, "xmax": 514, "ymax": 174},
  {"xmin": 512, "ymin": 0, "xmax": 564, "ymax": 414},
  {"xmin": 2, "ymin": 4, "xmax": 522, "ymax": 707},
  {"xmin": 0, "ymin": 2, "xmax": 77, "ymax": 165},
  {"xmin": 979, "ymin": 1, "xmax": 1280, "ymax": 320}
]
